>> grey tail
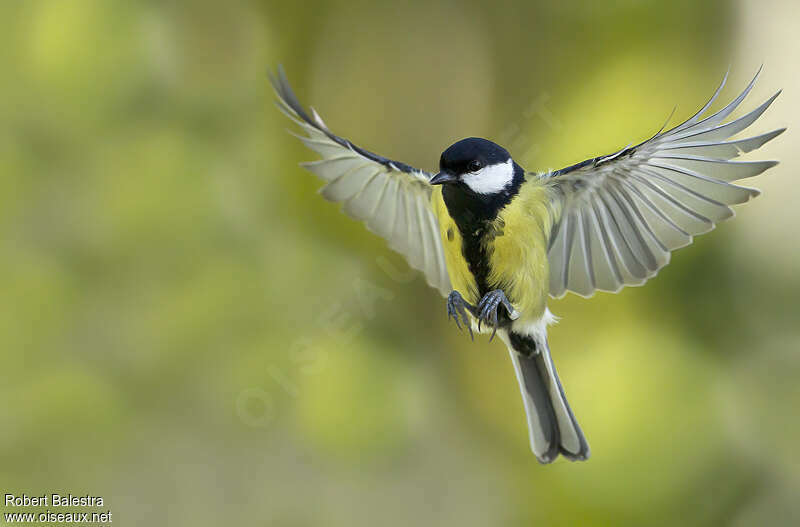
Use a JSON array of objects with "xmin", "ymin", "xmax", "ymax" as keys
[{"xmin": 502, "ymin": 330, "xmax": 590, "ymax": 464}]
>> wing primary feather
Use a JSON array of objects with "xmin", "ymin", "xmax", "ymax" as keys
[
  {"xmin": 319, "ymin": 163, "xmax": 375, "ymax": 201},
  {"xmin": 608, "ymin": 173, "xmax": 692, "ymax": 241},
  {"xmin": 561, "ymin": 212, "xmax": 575, "ymax": 293},
  {"xmin": 602, "ymin": 184, "xmax": 659, "ymax": 272},
  {"xmin": 343, "ymin": 169, "xmax": 384, "ymax": 220},
  {"xmin": 625, "ymin": 171, "xmax": 713, "ymax": 226},
  {"xmin": 578, "ymin": 209, "xmax": 596, "ymax": 292},
  {"xmin": 593, "ymin": 187, "xmax": 642, "ymax": 279},
  {"xmin": 273, "ymin": 67, "xmax": 454, "ymax": 296},
  {"xmin": 413, "ymin": 193, "xmax": 435, "ymax": 280},
  {"xmin": 274, "ymin": 98, "xmax": 309, "ymax": 129},
  {"xmin": 638, "ymin": 165, "xmax": 730, "ymax": 206},
  {"xmin": 627, "ymin": 105, "xmax": 678, "ymax": 152},
  {"xmin": 663, "ymin": 67, "xmax": 761, "ymax": 140},
  {"xmin": 677, "ymin": 67, "xmax": 761, "ymax": 134},
  {"xmin": 272, "ymin": 66, "xmax": 422, "ymax": 176},
  {"xmin": 607, "ymin": 178, "xmax": 670, "ymax": 253},
  {"xmin": 667, "ymin": 91, "xmax": 781, "ymax": 144},
  {"xmin": 657, "ymin": 128, "xmax": 786, "ymax": 158},
  {"xmin": 420, "ymin": 207, "xmax": 449, "ymax": 292},
  {"xmin": 292, "ymin": 133, "xmax": 347, "ymax": 158},
  {"xmin": 403, "ymin": 189, "xmax": 424, "ymax": 270},
  {"xmin": 427, "ymin": 209, "xmax": 450, "ymax": 294},
  {"xmin": 589, "ymin": 196, "xmax": 624, "ymax": 285},
  {"xmin": 274, "ymin": 66, "xmax": 318, "ymax": 128},
  {"xmin": 644, "ymin": 162, "xmax": 762, "ymax": 198},
  {"xmin": 594, "ymin": 186, "xmax": 649, "ymax": 278},
  {"xmin": 303, "ymin": 158, "xmax": 370, "ymax": 183},
  {"xmin": 389, "ymin": 185, "xmax": 411, "ymax": 255},
  {"xmin": 366, "ymin": 171, "xmax": 391, "ymax": 219},
  {"xmin": 663, "ymin": 69, "xmax": 730, "ymax": 136},
  {"xmin": 657, "ymin": 106, "xmax": 678, "ymax": 136},
  {"xmin": 368, "ymin": 176, "xmax": 400, "ymax": 239},
  {"xmin": 648, "ymin": 157, "xmax": 777, "ymax": 182}
]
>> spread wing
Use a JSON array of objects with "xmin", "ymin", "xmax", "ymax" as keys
[
  {"xmin": 270, "ymin": 67, "xmax": 451, "ymax": 296},
  {"xmin": 545, "ymin": 69, "xmax": 783, "ymax": 298}
]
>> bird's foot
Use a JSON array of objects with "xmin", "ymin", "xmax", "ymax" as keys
[
  {"xmin": 476, "ymin": 290, "xmax": 517, "ymax": 342},
  {"xmin": 447, "ymin": 290, "xmax": 477, "ymax": 340}
]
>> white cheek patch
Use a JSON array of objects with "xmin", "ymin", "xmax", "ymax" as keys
[{"xmin": 461, "ymin": 159, "xmax": 514, "ymax": 194}]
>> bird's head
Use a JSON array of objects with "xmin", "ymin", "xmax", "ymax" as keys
[{"xmin": 430, "ymin": 137, "xmax": 519, "ymax": 195}]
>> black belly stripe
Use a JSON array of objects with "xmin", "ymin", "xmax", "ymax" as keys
[
  {"xmin": 441, "ymin": 162, "xmax": 526, "ymax": 299},
  {"xmin": 461, "ymin": 223, "xmax": 515, "ymax": 328},
  {"xmin": 461, "ymin": 227, "xmax": 492, "ymax": 297}
]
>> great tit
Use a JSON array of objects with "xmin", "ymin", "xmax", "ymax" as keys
[{"xmin": 271, "ymin": 66, "xmax": 782, "ymax": 464}]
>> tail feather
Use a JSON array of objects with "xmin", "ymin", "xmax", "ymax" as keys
[{"xmin": 502, "ymin": 330, "xmax": 590, "ymax": 463}]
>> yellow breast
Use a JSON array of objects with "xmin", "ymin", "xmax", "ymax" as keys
[
  {"xmin": 431, "ymin": 179, "xmax": 554, "ymax": 323},
  {"xmin": 486, "ymin": 181, "xmax": 553, "ymax": 323},
  {"xmin": 431, "ymin": 187, "xmax": 480, "ymax": 305}
]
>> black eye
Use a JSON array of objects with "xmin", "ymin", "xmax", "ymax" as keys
[{"xmin": 468, "ymin": 160, "xmax": 483, "ymax": 172}]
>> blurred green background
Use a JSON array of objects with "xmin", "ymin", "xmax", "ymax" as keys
[{"xmin": 1, "ymin": 0, "xmax": 798, "ymax": 525}]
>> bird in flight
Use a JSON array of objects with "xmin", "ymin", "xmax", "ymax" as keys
[{"xmin": 271, "ymin": 66, "xmax": 782, "ymax": 464}]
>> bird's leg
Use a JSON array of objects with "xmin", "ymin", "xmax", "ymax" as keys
[
  {"xmin": 447, "ymin": 290, "xmax": 477, "ymax": 340},
  {"xmin": 476, "ymin": 290, "xmax": 518, "ymax": 342}
]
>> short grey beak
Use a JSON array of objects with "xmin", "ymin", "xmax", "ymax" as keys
[{"xmin": 430, "ymin": 171, "xmax": 457, "ymax": 185}]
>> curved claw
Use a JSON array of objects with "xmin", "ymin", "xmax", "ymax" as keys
[
  {"xmin": 446, "ymin": 291, "xmax": 475, "ymax": 341},
  {"xmin": 475, "ymin": 290, "xmax": 515, "ymax": 341},
  {"xmin": 489, "ymin": 303, "xmax": 499, "ymax": 342},
  {"xmin": 447, "ymin": 300, "xmax": 461, "ymax": 329}
]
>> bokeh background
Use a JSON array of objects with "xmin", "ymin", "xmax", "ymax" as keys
[{"xmin": 1, "ymin": 0, "xmax": 798, "ymax": 525}]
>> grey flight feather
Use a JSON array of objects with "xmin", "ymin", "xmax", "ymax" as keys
[
  {"xmin": 544, "ymin": 69, "xmax": 784, "ymax": 298},
  {"xmin": 270, "ymin": 66, "xmax": 451, "ymax": 296},
  {"xmin": 269, "ymin": 65, "xmax": 428, "ymax": 178}
]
